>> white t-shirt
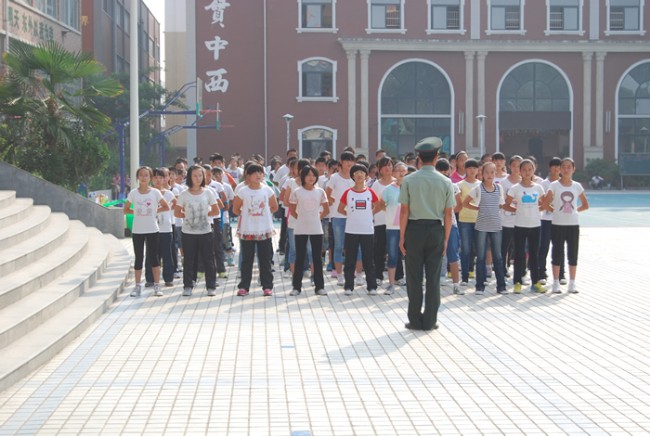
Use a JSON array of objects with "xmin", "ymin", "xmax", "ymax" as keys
[
  {"xmin": 289, "ymin": 186, "xmax": 328, "ymax": 235},
  {"xmin": 284, "ymin": 178, "xmax": 300, "ymax": 229},
  {"xmin": 498, "ymin": 176, "xmax": 518, "ymax": 228},
  {"xmin": 221, "ymin": 182, "xmax": 235, "ymax": 225},
  {"xmin": 172, "ymin": 183, "xmax": 187, "ymax": 227},
  {"xmin": 177, "ymin": 188, "xmax": 217, "ymax": 235},
  {"xmin": 371, "ymin": 179, "xmax": 392, "ymax": 226},
  {"xmin": 382, "ymin": 183, "xmax": 401, "ymax": 231},
  {"xmin": 340, "ymin": 187, "xmax": 378, "ymax": 235},
  {"xmin": 127, "ymin": 188, "xmax": 164, "ymax": 234},
  {"xmin": 326, "ymin": 172, "xmax": 354, "ymax": 219},
  {"xmin": 548, "ymin": 180, "xmax": 585, "ymax": 226},
  {"xmin": 236, "ymin": 185, "xmax": 275, "ymax": 240},
  {"xmin": 540, "ymin": 178, "xmax": 554, "ymax": 221},
  {"xmin": 274, "ymin": 164, "xmax": 290, "ymax": 185},
  {"xmin": 208, "ymin": 180, "xmax": 225, "ymax": 223},
  {"xmin": 507, "ymin": 183, "xmax": 545, "ymax": 228},
  {"xmin": 157, "ymin": 190, "xmax": 176, "ymax": 233}
]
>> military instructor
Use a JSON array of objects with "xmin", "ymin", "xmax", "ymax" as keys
[{"xmin": 399, "ymin": 137, "xmax": 455, "ymax": 331}]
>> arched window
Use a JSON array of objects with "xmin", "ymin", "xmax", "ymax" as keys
[
  {"xmin": 618, "ymin": 62, "xmax": 650, "ymax": 154},
  {"xmin": 379, "ymin": 61, "xmax": 453, "ymax": 157},
  {"xmin": 297, "ymin": 58, "xmax": 337, "ymax": 102},
  {"xmin": 299, "ymin": 126, "xmax": 337, "ymax": 159},
  {"xmin": 498, "ymin": 61, "xmax": 571, "ymax": 160}
]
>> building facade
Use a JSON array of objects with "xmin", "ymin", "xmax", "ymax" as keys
[
  {"xmin": 81, "ymin": 0, "xmax": 161, "ymax": 84},
  {"xmin": 192, "ymin": 0, "xmax": 650, "ymax": 169},
  {"xmin": 1, "ymin": 0, "xmax": 82, "ymax": 60}
]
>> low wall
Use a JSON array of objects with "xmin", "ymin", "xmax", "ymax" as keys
[{"xmin": 0, "ymin": 161, "xmax": 124, "ymax": 238}]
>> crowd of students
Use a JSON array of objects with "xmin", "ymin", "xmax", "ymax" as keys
[{"xmin": 123, "ymin": 147, "xmax": 589, "ymax": 298}]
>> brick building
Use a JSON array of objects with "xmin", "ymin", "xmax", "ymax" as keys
[{"xmin": 187, "ymin": 0, "xmax": 650, "ymax": 168}]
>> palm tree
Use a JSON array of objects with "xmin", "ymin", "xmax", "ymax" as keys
[{"xmin": 0, "ymin": 40, "xmax": 123, "ymax": 151}]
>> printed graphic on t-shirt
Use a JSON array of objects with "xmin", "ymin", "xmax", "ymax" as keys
[
  {"xmin": 354, "ymin": 199, "xmax": 368, "ymax": 210},
  {"xmin": 521, "ymin": 191, "xmax": 539, "ymax": 204},
  {"xmin": 246, "ymin": 196, "xmax": 267, "ymax": 217},
  {"xmin": 560, "ymin": 191, "xmax": 575, "ymax": 213},
  {"xmin": 135, "ymin": 198, "xmax": 155, "ymax": 217},
  {"xmin": 185, "ymin": 202, "xmax": 210, "ymax": 232}
]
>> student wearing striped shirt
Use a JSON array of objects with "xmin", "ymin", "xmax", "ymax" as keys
[{"xmin": 463, "ymin": 162, "xmax": 507, "ymax": 296}]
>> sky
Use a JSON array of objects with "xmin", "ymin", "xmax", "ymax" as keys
[{"xmin": 143, "ymin": 0, "xmax": 165, "ymax": 27}]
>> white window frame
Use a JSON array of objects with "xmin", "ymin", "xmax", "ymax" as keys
[
  {"xmin": 545, "ymin": 0, "xmax": 584, "ymax": 35},
  {"xmin": 297, "ymin": 0, "xmax": 338, "ymax": 33},
  {"xmin": 366, "ymin": 0, "xmax": 406, "ymax": 34},
  {"xmin": 298, "ymin": 125, "xmax": 338, "ymax": 158},
  {"xmin": 297, "ymin": 57, "xmax": 338, "ymax": 102},
  {"xmin": 427, "ymin": 0, "xmax": 466, "ymax": 35},
  {"xmin": 605, "ymin": 0, "xmax": 646, "ymax": 35},
  {"xmin": 486, "ymin": 0, "xmax": 526, "ymax": 35}
]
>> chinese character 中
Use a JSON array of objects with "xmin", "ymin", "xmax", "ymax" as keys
[
  {"xmin": 204, "ymin": 36, "xmax": 229, "ymax": 61},
  {"xmin": 204, "ymin": 0, "xmax": 231, "ymax": 27},
  {"xmin": 205, "ymin": 69, "xmax": 229, "ymax": 93}
]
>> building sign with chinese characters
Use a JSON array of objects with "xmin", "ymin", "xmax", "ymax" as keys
[
  {"xmin": 202, "ymin": 0, "xmax": 231, "ymax": 94},
  {"xmin": 7, "ymin": 5, "xmax": 55, "ymax": 42}
]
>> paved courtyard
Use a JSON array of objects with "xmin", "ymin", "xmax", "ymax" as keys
[{"xmin": 0, "ymin": 220, "xmax": 649, "ymax": 434}]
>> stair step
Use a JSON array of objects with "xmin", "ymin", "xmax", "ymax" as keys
[
  {"xmin": 0, "ymin": 228, "xmax": 110, "ymax": 349},
  {"xmin": 0, "ymin": 191, "xmax": 16, "ymax": 208},
  {"xmin": 0, "ymin": 221, "xmax": 90, "ymax": 311},
  {"xmin": 0, "ymin": 234, "xmax": 131, "ymax": 392},
  {"xmin": 0, "ymin": 213, "xmax": 72, "ymax": 277},
  {"xmin": 0, "ymin": 205, "xmax": 52, "ymax": 249},
  {"xmin": 0, "ymin": 198, "xmax": 33, "ymax": 228}
]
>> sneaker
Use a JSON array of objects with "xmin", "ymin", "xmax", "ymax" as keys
[
  {"xmin": 344, "ymin": 288, "xmax": 353, "ymax": 296},
  {"xmin": 460, "ymin": 281, "xmax": 469, "ymax": 287},
  {"xmin": 316, "ymin": 289, "xmax": 327, "ymax": 296},
  {"xmin": 331, "ymin": 270, "xmax": 338, "ymax": 278},
  {"xmin": 486, "ymin": 270, "xmax": 492, "ymax": 279},
  {"xmin": 384, "ymin": 284, "xmax": 395, "ymax": 295},
  {"xmin": 263, "ymin": 288, "xmax": 273, "ymax": 297},
  {"xmin": 539, "ymin": 279, "xmax": 547, "ymax": 286},
  {"xmin": 355, "ymin": 275, "xmax": 365, "ymax": 286},
  {"xmin": 326, "ymin": 263, "xmax": 333, "ymax": 272},
  {"xmin": 497, "ymin": 288, "xmax": 508, "ymax": 295},
  {"xmin": 207, "ymin": 288, "xmax": 217, "ymax": 297},
  {"xmin": 337, "ymin": 276, "xmax": 345, "ymax": 286},
  {"xmin": 522, "ymin": 278, "xmax": 531, "ymax": 286},
  {"xmin": 227, "ymin": 255, "xmax": 236, "ymax": 266},
  {"xmin": 153, "ymin": 284, "xmax": 163, "ymax": 297},
  {"xmin": 237, "ymin": 288, "xmax": 249, "ymax": 296},
  {"xmin": 532, "ymin": 282, "xmax": 547, "ymax": 293},
  {"xmin": 182, "ymin": 287, "xmax": 192, "ymax": 296},
  {"xmin": 218, "ymin": 272, "xmax": 228, "ymax": 279},
  {"xmin": 559, "ymin": 278, "xmax": 568, "ymax": 285},
  {"xmin": 513, "ymin": 283, "xmax": 522, "ymax": 294},
  {"xmin": 469, "ymin": 271, "xmax": 475, "ymax": 279},
  {"xmin": 568, "ymin": 283, "xmax": 579, "ymax": 294},
  {"xmin": 446, "ymin": 272, "xmax": 452, "ymax": 278},
  {"xmin": 283, "ymin": 270, "xmax": 292, "ymax": 278},
  {"xmin": 174, "ymin": 272, "xmax": 182, "ymax": 279},
  {"xmin": 130, "ymin": 284, "xmax": 142, "ymax": 297},
  {"xmin": 144, "ymin": 282, "xmax": 154, "ymax": 288},
  {"xmin": 397, "ymin": 278, "xmax": 407, "ymax": 286},
  {"xmin": 552, "ymin": 282, "xmax": 562, "ymax": 294},
  {"xmin": 367, "ymin": 288, "xmax": 378, "ymax": 296},
  {"xmin": 164, "ymin": 282, "xmax": 174, "ymax": 287},
  {"xmin": 289, "ymin": 289, "xmax": 301, "ymax": 296},
  {"xmin": 475, "ymin": 289, "xmax": 484, "ymax": 295},
  {"xmin": 453, "ymin": 285, "xmax": 465, "ymax": 296},
  {"xmin": 376, "ymin": 278, "xmax": 383, "ymax": 288},
  {"xmin": 504, "ymin": 271, "xmax": 511, "ymax": 278}
]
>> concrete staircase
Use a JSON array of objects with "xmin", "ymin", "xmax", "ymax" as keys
[{"xmin": 0, "ymin": 190, "xmax": 131, "ymax": 391}]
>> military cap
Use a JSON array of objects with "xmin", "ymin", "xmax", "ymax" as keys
[{"xmin": 414, "ymin": 136, "xmax": 443, "ymax": 154}]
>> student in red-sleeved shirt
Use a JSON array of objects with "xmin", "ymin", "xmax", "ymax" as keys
[{"xmin": 337, "ymin": 164, "xmax": 381, "ymax": 296}]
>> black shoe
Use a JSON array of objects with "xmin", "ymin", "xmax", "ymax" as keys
[
  {"xmin": 404, "ymin": 322, "xmax": 421, "ymax": 330},
  {"xmin": 423, "ymin": 324, "xmax": 439, "ymax": 331}
]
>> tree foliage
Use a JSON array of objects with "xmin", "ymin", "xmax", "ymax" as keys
[{"xmin": 0, "ymin": 41, "xmax": 122, "ymax": 190}]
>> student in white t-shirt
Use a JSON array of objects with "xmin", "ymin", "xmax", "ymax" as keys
[
  {"xmin": 123, "ymin": 166, "xmax": 170, "ymax": 297},
  {"xmin": 504, "ymin": 159, "xmax": 546, "ymax": 294},
  {"xmin": 288, "ymin": 165, "xmax": 329, "ymax": 296},
  {"xmin": 233, "ymin": 163, "xmax": 279, "ymax": 297},
  {"xmin": 371, "ymin": 156, "xmax": 395, "ymax": 287},
  {"xmin": 542, "ymin": 158, "xmax": 589, "ymax": 294},
  {"xmin": 144, "ymin": 167, "xmax": 176, "ymax": 289},
  {"xmin": 326, "ymin": 151, "xmax": 355, "ymax": 285},
  {"xmin": 337, "ymin": 164, "xmax": 380, "ymax": 296},
  {"xmin": 174, "ymin": 165, "xmax": 220, "ymax": 297}
]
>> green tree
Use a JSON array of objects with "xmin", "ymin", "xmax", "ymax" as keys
[{"xmin": 0, "ymin": 41, "xmax": 122, "ymax": 189}]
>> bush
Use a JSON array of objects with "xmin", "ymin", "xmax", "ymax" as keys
[{"xmin": 575, "ymin": 159, "xmax": 621, "ymax": 188}]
